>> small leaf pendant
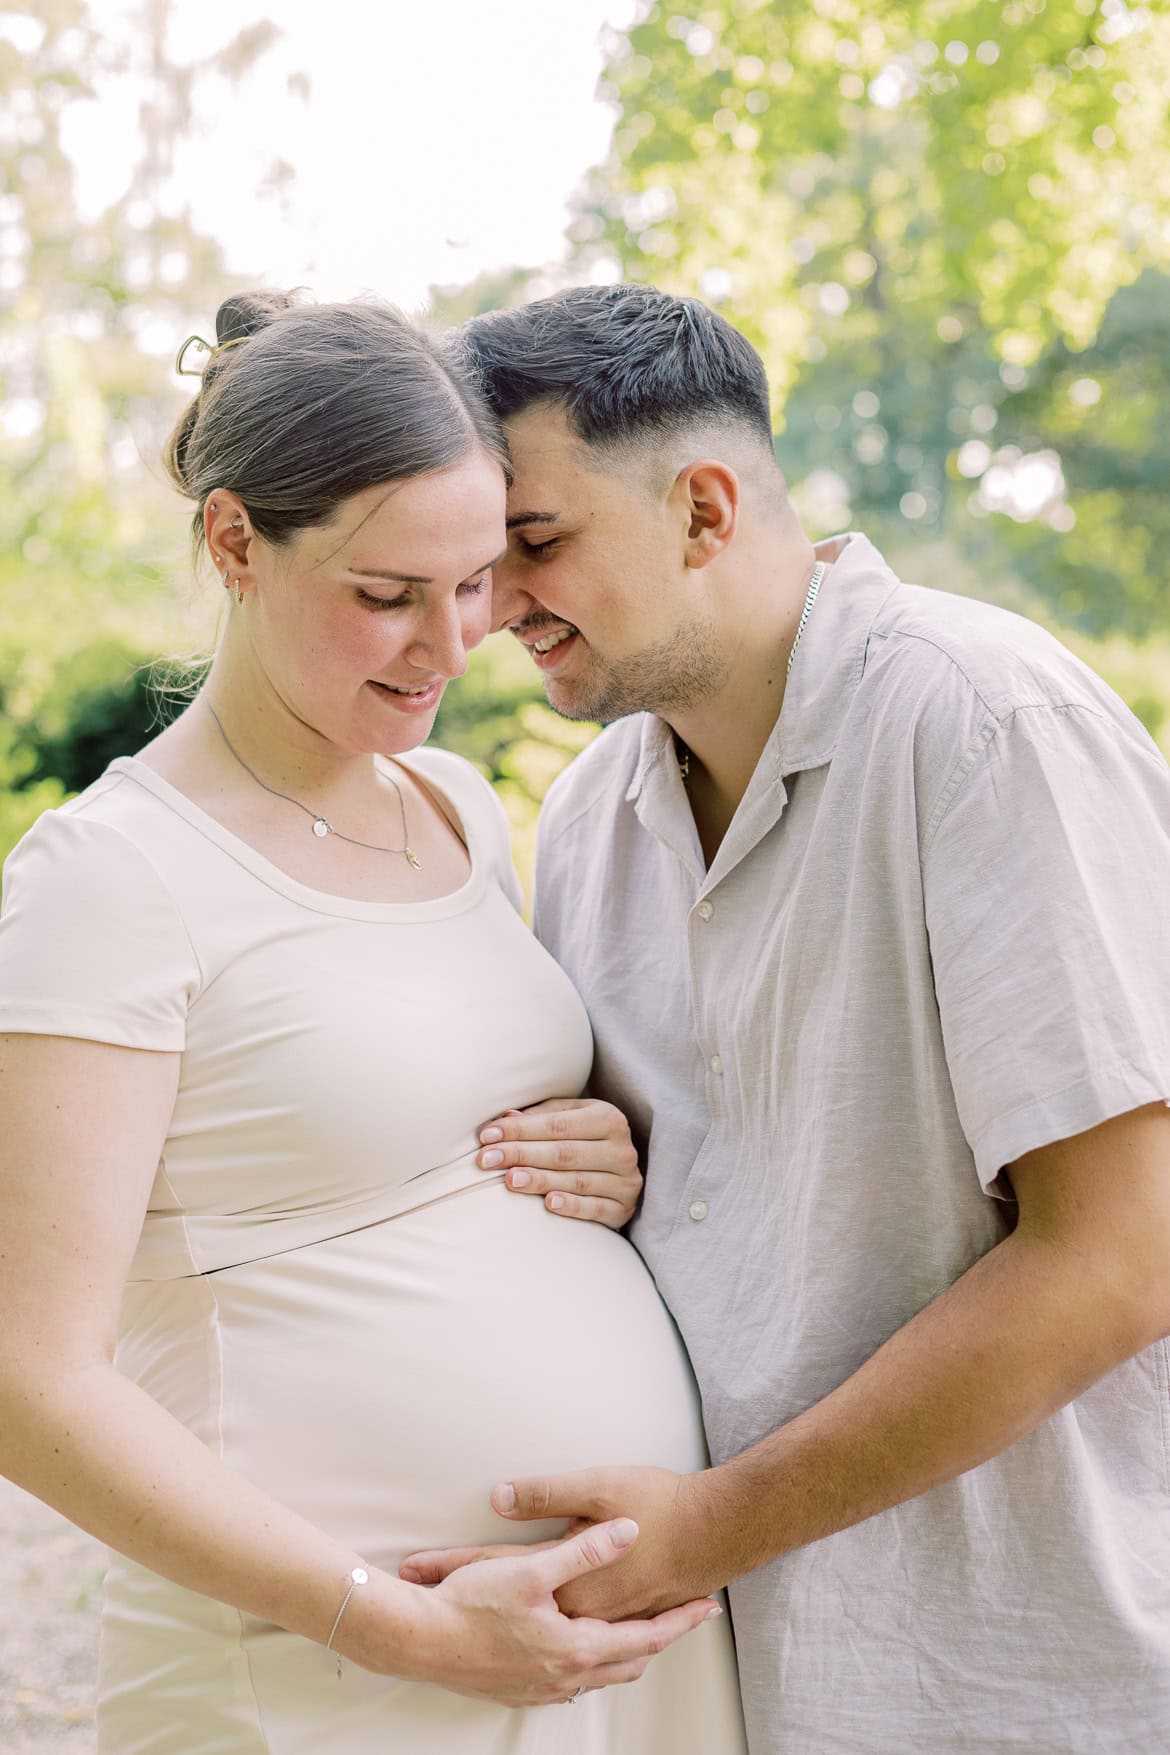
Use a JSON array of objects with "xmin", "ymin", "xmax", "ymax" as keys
[{"xmin": 406, "ymin": 849, "xmax": 422, "ymax": 870}]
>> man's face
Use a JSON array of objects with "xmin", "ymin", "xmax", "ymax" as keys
[{"xmin": 490, "ymin": 404, "xmax": 728, "ymax": 723}]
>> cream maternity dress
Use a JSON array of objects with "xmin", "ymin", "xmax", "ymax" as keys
[{"xmin": 0, "ymin": 747, "xmax": 745, "ymax": 1755}]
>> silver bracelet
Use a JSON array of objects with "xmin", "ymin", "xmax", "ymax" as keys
[{"xmin": 326, "ymin": 1565, "xmax": 369, "ymax": 1678}]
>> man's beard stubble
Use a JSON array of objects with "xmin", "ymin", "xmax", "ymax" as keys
[{"xmin": 545, "ymin": 615, "xmax": 730, "ymax": 727}]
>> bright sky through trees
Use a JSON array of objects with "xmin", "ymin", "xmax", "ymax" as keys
[{"xmin": 65, "ymin": 0, "xmax": 637, "ymax": 309}]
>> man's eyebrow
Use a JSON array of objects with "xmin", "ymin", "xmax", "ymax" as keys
[
  {"xmin": 505, "ymin": 511, "xmax": 560, "ymax": 532},
  {"xmin": 347, "ymin": 548, "xmax": 508, "ymax": 586}
]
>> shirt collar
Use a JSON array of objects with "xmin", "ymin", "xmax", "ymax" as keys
[
  {"xmin": 775, "ymin": 531, "xmax": 902, "ymax": 775},
  {"xmin": 627, "ymin": 531, "xmax": 901, "ymax": 807}
]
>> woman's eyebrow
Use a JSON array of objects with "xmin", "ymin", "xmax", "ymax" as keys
[{"xmin": 348, "ymin": 547, "xmax": 508, "ymax": 585}]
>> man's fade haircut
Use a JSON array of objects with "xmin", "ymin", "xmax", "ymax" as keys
[{"xmin": 457, "ymin": 284, "xmax": 775, "ymax": 463}]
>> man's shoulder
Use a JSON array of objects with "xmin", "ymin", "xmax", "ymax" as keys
[
  {"xmin": 540, "ymin": 716, "xmax": 647, "ymax": 841},
  {"xmin": 869, "ymin": 582, "xmax": 1134, "ymax": 733}
]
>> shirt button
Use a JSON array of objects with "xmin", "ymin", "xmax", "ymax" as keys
[
  {"xmin": 689, "ymin": 1200, "xmax": 709, "ymax": 1223},
  {"xmin": 697, "ymin": 900, "xmax": 714, "ymax": 921},
  {"xmin": 710, "ymin": 1054, "xmax": 723, "ymax": 1076}
]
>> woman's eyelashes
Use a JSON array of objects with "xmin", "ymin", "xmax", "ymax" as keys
[{"xmin": 356, "ymin": 573, "xmax": 490, "ymax": 611}]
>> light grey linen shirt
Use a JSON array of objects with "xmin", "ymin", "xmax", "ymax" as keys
[{"xmin": 533, "ymin": 534, "xmax": 1170, "ymax": 1755}]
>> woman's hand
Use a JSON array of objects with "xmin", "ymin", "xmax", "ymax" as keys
[
  {"xmin": 476, "ymin": 1097, "xmax": 643, "ymax": 1229},
  {"xmin": 374, "ymin": 1519, "xmax": 721, "ymax": 1707}
]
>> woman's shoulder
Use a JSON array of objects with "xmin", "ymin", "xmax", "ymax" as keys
[
  {"xmin": 0, "ymin": 769, "xmax": 203, "ymax": 1047},
  {"xmin": 398, "ymin": 746, "xmax": 521, "ymax": 909},
  {"xmin": 398, "ymin": 746, "xmax": 507, "ymax": 839}
]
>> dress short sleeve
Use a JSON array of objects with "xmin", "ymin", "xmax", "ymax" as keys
[
  {"xmin": 0, "ymin": 809, "xmax": 201, "ymax": 1050},
  {"xmin": 923, "ymin": 703, "xmax": 1170, "ymax": 1187}
]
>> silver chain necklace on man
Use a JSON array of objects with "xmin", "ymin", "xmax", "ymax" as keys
[
  {"xmin": 204, "ymin": 701, "xmax": 423, "ymax": 869},
  {"xmin": 677, "ymin": 558, "xmax": 827, "ymax": 784}
]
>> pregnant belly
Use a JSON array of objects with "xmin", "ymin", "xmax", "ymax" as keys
[{"xmin": 187, "ymin": 1180, "xmax": 708, "ymax": 1564}]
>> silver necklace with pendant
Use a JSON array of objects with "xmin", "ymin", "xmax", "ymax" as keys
[
  {"xmin": 677, "ymin": 559, "xmax": 826, "ymax": 784},
  {"xmin": 205, "ymin": 702, "xmax": 423, "ymax": 869}
]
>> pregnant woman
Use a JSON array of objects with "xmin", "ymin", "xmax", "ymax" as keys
[{"xmin": 0, "ymin": 294, "xmax": 746, "ymax": 1753}]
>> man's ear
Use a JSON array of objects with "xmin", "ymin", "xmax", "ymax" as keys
[{"xmin": 672, "ymin": 459, "xmax": 739, "ymax": 569}]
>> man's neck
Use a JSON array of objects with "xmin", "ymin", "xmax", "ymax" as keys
[{"xmin": 668, "ymin": 536, "xmax": 842, "ymax": 864}]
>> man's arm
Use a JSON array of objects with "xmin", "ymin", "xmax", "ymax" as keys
[{"xmin": 405, "ymin": 1101, "xmax": 1170, "ymax": 1617}]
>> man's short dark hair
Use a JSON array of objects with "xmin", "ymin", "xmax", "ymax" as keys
[{"xmin": 457, "ymin": 283, "xmax": 775, "ymax": 456}]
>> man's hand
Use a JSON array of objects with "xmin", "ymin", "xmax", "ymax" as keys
[
  {"xmin": 401, "ymin": 1467, "xmax": 723, "ymax": 1621},
  {"xmin": 476, "ymin": 1097, "xmax": 643, "ymax": 1229}
]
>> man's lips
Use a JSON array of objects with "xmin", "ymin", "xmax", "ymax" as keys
[{"xmin": 514, "ymin": 623, "xmax": 581, "ymax": 673}]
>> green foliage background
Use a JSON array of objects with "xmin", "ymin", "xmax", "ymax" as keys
[{"xmin": 2, "ymin": 0, "xmax": 1169, "ymax": 897}]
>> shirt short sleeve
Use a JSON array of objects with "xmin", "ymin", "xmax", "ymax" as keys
[
  {"xmin": 923, "ymin": 702, "xmax": 1170, "ymax": 1187},
  {"xmin": 0, "ymin": 809, "xmax": 201, "ymax": 1050}
]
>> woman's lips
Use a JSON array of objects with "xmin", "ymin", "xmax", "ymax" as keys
[{"xmin": 367, "ymin": 678, "xmax": 444, "ymax": 713}]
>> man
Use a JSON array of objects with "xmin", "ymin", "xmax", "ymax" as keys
[{"xmin": 416, "ymin": 285, "xmax": 1170, "ymax": 1751}]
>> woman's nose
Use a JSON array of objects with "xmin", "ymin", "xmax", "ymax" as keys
[{"xmin": 408, "ymin": 601, "xmax": 472, "ymax": 678}]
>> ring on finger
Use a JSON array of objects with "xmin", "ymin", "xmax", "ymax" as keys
[{"xmin": 563, "ymin": 1684, "xmax": 585, "ymax": 1705}]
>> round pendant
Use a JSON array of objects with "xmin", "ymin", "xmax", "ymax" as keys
[
  {"xmin": 406, "ymin": 849, "xmax": 422, "ymax": 870},
  {"xmin": 312, "ymin": 818, "xmax": 332, "ymax": 838}
]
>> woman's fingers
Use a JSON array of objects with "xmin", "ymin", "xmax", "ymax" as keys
[
  {"xmin": 584, "ymin": 1598, "xmax": 724, "ymax": 1679},
  {"xmin": 526, "ymin": 1517, "xmax": 639, "ymax": 1594}
]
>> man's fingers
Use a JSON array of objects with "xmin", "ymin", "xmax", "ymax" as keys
[
  {"xmin": 525, "ymin": 1517, "xmax": 637, "ymax": 1590},
  {"xmin": 493, "ymin": 1471, "xmax": 608, "ymax": 1523},
  {"xmin": 400, "ymin": 1537, "xmax": 563, "ymax": 1585},
  {"xmin": 479, "ymin": 1103, "xmax": 617, "ymax": 1147},
  {"xmin": 543, "ymin": 1193, "xmax": 632, "ymax": 1229},
  {"xmin": 399, "ymin": 1545, "xmax": 491, "ymax": 1584}
]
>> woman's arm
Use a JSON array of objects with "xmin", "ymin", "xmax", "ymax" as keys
[{"xmin": 0, "ymin": 1033, "xmax": 714, "ymax": 1705}]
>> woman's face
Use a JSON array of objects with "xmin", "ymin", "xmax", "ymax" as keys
[{"xmin": 234, "ymin": 449, "xmax": 507, "ymax": 756}]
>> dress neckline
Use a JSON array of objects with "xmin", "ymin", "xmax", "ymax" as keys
[{"xmin": 105, "ymin": 751, "xmax": 487, "ymax": 924}]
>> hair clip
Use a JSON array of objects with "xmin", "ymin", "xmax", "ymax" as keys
[{"xmin": 176, "ymin": 334, "xmax": 249, "ymax": 377}]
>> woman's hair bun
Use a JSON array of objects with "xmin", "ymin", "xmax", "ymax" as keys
[{"xmin": 214, "ymin": 288, "xmax": 305, "ymax": 347}]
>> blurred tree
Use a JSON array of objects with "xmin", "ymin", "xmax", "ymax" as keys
[
  {"xmin": 579, "ymin": 0, "xmax": 1170, "ymax": 634},
  {"xmin": 0, "ymin": 0, "xmax": 277, "ymax": 862}
]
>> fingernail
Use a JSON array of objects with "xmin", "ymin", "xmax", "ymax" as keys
[
  {"xmin": 494, "ymin": 1483, "xmax": 516, "ymax": 1513},
  {"xmin": 400, "ymin": 1566, "xmax": 422, "ymax": 1584},
  {"xmin": 705, "ymin": 1604, "xmax": 723, "ymax": 1619},
  {"xmin": 510, "ymin": 1169, "xmax": 531, "ymax": 1188},
  {"xmin": 480, "ymin": 1126, "xmax": 503, "ymax": 1144},
  {"xmin": 610, "ymin": 1518, "xmax": 638, "ymax": 1549},
  {"xmin": 481, "ymin": 1149, "xmax": 504, "ymax": 1168},
  {"xmin": 547, "ymin": 1193, "xmax": 564, "ymax": 1210}
]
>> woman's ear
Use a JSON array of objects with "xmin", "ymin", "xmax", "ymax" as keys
[
  {"xmin": 205, "ymin": 489, "xmax": 254, "ymax": 581},
  {"xmin": 673, "ymin": 459, "xmax": 739, "ymax": 569}
]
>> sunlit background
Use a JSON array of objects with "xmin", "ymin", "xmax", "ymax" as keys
[
  {"xmin": 3, "ymin": 0, "xmax": 1170, "ymax": 884},
  {"xmin": 3, "ymin": 1, "xmax": 1170, "ymax": 1742}
]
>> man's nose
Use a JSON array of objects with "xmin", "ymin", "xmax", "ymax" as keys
[{"xmin": 488, "ymin": 554, "xmax": 532, "ymax": 634}]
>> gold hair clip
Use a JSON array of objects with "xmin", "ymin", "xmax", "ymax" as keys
[{"xmin": 175, "ymin": 334, "xmax": 249, "ymax": 377}]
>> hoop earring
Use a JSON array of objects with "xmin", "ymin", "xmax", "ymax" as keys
[{"xmin": 232, "ymin": 578, "xmax": 244, "ymax": 605}]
